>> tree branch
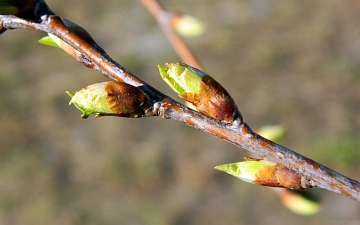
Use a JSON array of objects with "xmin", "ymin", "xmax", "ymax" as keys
[
  {"xmin": 140, "ymin": 0, "xmax": 203, "ymax": 70},
  {"xmin": 1, "ymin": 2, "xmax": 359, "ymax": 201}
]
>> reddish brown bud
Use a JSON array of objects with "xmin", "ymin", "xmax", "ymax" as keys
[
  {"xmin": 180, "ymin": 74, "xmax": 240, "ymax": 123},
  {"xmin": 159, "ymin": 62, "xmax": 242, "ymax": 123},
  {"xmin": 254, "ymin": 163, "xmax": 303, "ymax": 189},
  {"xmin": 68, "ymin": 81, "xmax": 151, "ymax": 118}
]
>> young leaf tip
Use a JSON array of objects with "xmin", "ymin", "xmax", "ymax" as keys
[
  {"xmin": 38, "ymin": 36, "xmax": 61, "ymax": 48},
  {"xmin": 215, "ymin": 159, "xmax": 276, "ymax": 184},
  {"xmin": 66, "ymin": 91, "xmax": 75, "ymax": 98},
  {"xmin": 158, "ymin": 62, "xmax": 202, "ymax": 95}
]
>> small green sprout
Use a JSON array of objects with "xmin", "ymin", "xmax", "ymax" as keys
[
  {"xmin": 158, "ymin": 62, "xmax": 203, "ymax": 95},
  {"xmin": 68, "ymin": 82, "xmax": 115, "ymax": 118},
  {"xmin": 215, "ymin": 160, "xmax": 276, "ymax": 184}
]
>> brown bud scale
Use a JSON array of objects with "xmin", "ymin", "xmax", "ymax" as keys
[
  {"xmin": 180, "ymin": 75, "xmax": 242, "ymax": 123},
  {"xmin": 274, "ymin": 165, "xmax": 303, "ymax": 189},
  {"xmin": 105, "ymin": 81, "xmax": 151, "ymax": 117}
]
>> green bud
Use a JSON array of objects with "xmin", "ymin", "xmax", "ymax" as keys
[
  {"xmin": 215, "ymin": 159, "xmax": 276, "ymax": 184},
  {"xmin": 215, "ymin": 157, "xmax": 306, "ymax": 189},
  {"xmin": 158, "ymin": 62, "xmax": 203, "ymax": 95},
  {"xmin": 158, "ymin": 62, "xmax": 241, "ymax": 123},
  {"xmin": 68, "ymin": 82, "xmax": 114, "ymax": 118},
  {"xmin": 68, "ymin": 81, "xmax": 151, "ymax": 119}
]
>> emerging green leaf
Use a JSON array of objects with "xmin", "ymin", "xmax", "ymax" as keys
[
  {"xmin": 158, "ymin": 62, "xmax": 202, "ymax": 95},
  {"xmin": 38, "ymin": 35, "xmax": 61, "ymax": 48},
  {"xmin": 38, "ymin": 19, "xmax": 103, "ymax": 64},
  {"xmin": 68, "ymin": 82, "xmax": 114, "ymax": 119},
  {"xmin": 215, "ymin": 159, "xmax": 276, "ymax": 184}
]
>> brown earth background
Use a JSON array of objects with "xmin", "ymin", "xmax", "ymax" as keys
[{"xmin": 0, "ymin": 0, "xmax": 360, "ymax": 224}]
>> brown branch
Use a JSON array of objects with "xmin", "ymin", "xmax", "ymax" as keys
[
  {"xmin": 140, "ymin": 0, "xmax": 360, "ymax": 198},
  {"xmin": 140, "ymin": 0, "xmax": 203, "ymax": 70},
  {"xmin": 1, "ymin": 4, "xmax": 360, "ymax": 201}
]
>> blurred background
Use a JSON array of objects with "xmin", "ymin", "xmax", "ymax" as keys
[{"xmin": 1, "ymin": 0, "xmax": 360, "ymax": 224}]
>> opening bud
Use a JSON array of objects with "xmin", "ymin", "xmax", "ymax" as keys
[
  {"xmin": 158, "ymin": 62, "xmax": 242, "ymax": 123},
  {"xmin": 68, "ymin": 81, "xmax": 151, "ymax": 119},
  {"xmin": 38, "ymin": 19, "xmax": 105, "ymax": 67},
  {"xmin": 215, "ymin": 157, "xmax": 309, "ymax": 189}
]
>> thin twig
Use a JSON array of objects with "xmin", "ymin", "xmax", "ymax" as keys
[
  {"xmin": 140, "ymin": 0, "xmax": 203, "ymax": 70},
  {"xmin": 1, "ymin": 7, "xmax": 359, "ymax": 201}
]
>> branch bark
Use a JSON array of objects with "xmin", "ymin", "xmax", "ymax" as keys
[{"xmin": 1, "ymin": 2, "xmax": 359, "ymax": 201}]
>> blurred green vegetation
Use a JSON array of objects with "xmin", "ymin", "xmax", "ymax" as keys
[{"xmin": 0, "ymin": 0, "xmax": 360, "ymax": 224}]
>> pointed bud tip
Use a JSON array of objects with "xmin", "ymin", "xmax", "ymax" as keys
[
  {"xmin": 66, "ymin": 91, "xmax": 75, "ymax": 98},
  {"xmin": 214, "ymin": 164, "xmax": 233, "ymax": 172}
]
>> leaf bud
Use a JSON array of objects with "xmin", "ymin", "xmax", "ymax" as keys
[
  {"xmin": 68, "ymin": 81, "xmax": 151, "ymax": 119},
  {"xmin": 215, "ymin": 157, "xmax": 308, "ymax": 189},
  {"xmin": 158, "ymin": 62, "xmax": 242, "ymax": 123},
  {"xmin": 38, "ymin": 19, "xmax": 105, "ymax": 67}
]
